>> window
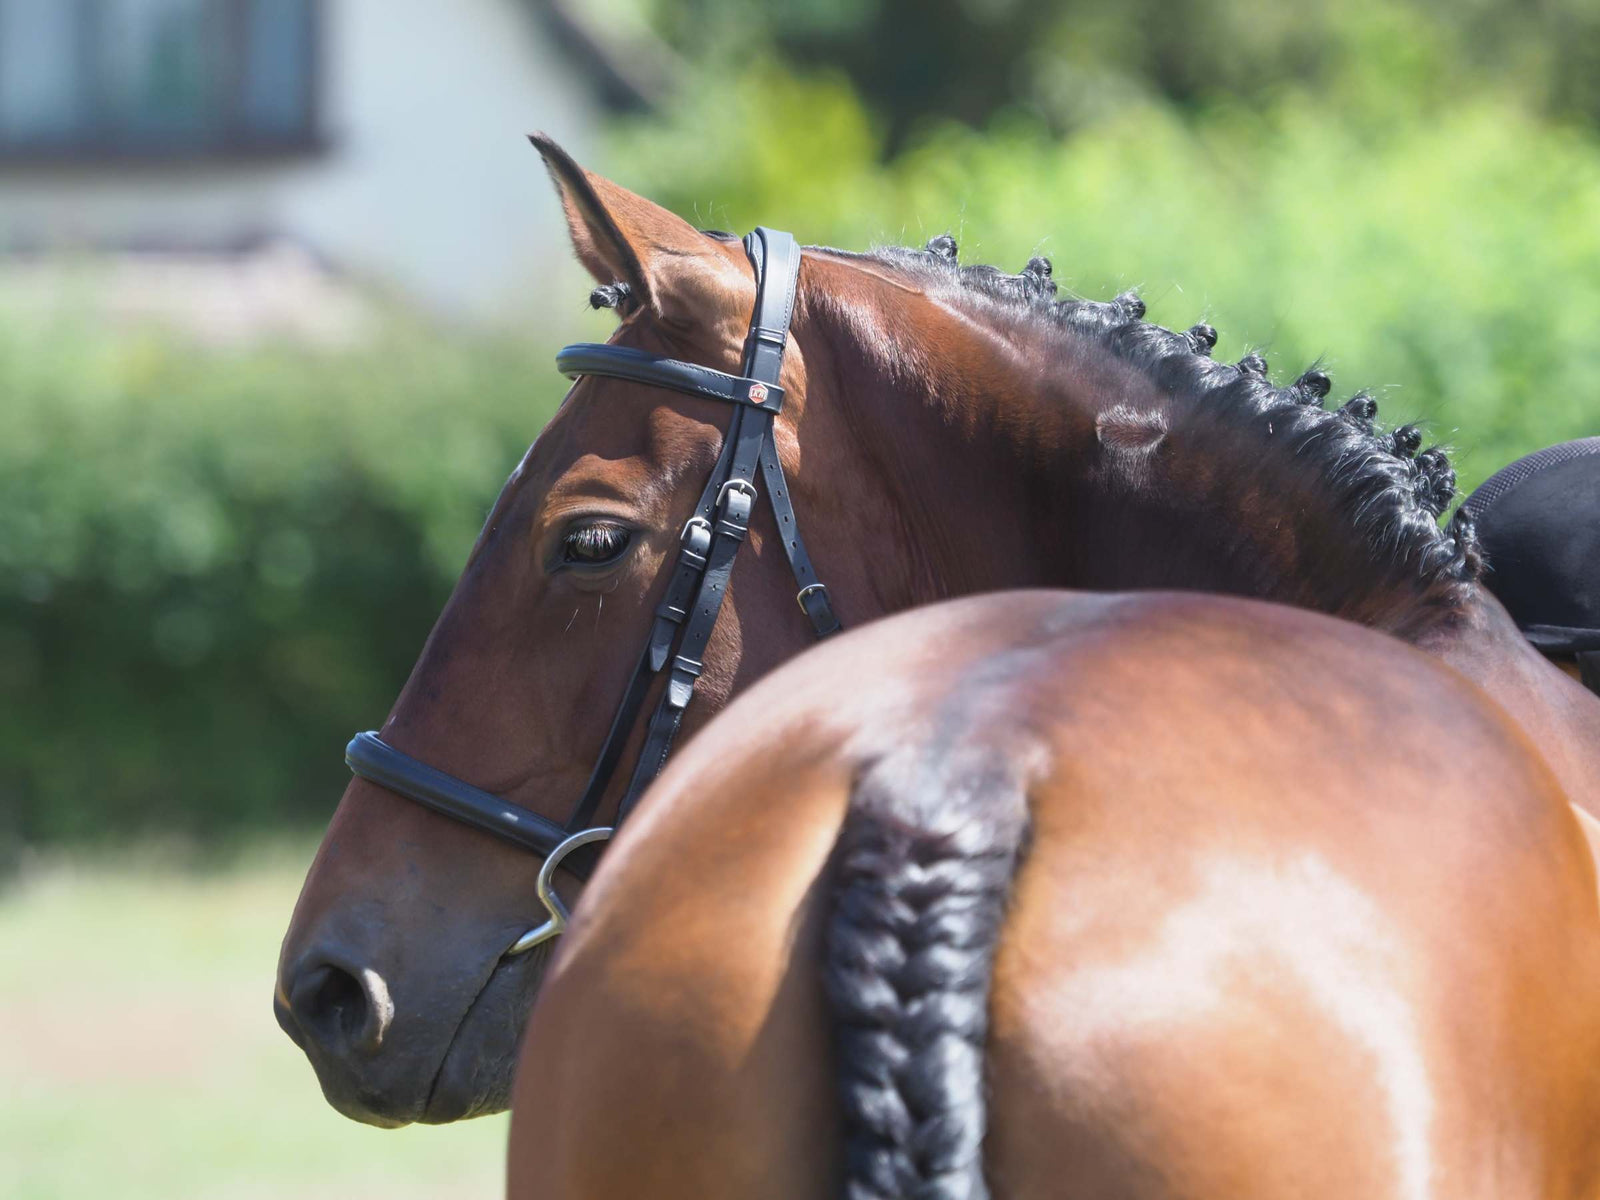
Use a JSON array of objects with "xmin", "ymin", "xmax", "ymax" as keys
[{"xmin": 0, "ymin": 0, "xmax": 319, "ymax": 159}]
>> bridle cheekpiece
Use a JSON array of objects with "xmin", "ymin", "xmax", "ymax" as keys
[{"xmin": 343, "ymin": 228, "xmax": 839, "ymax": 954}]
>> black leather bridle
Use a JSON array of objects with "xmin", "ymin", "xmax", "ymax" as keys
[{"xmin": 343, "ymin": 228, "xmax": 840, "ymax": 951}]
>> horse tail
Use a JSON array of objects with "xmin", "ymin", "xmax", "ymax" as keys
[{"xmin": 821, "ymin": 749, "xmax": 1031, "ymax": 1200}]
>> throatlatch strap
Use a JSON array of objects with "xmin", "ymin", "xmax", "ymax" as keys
[
  {"xmin": 744, "ymin": 230, "xmax": 839, "ymax": 637},
  {"xmin": 760, "ymin": 441, "xmax": 839, "ymax": 636}
]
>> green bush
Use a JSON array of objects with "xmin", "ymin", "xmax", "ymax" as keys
[
  {"xmin": 633, "ymin": 0, "xmax": 1600, "ymax": 145},
  {"xmin": 614, "ymin": 69, "xmax": 1600, "ymax": 489},
  {"xmin": 0, "ymin": 319, "xmax": 573, "ymax": 844},
  {"xmin": 6, "ymin": 66, "xmax": 1598, "ymax": 844}
]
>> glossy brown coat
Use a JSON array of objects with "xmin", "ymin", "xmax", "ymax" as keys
[
  {"xmin": 276, "ymin": 141, "xmax": 1600, "ymax": 1126},
  {"xmin": 510, "ymin": 592, "xmax": 1600, "ymax": 1199}
]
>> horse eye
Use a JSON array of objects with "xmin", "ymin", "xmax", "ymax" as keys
[{"xmin": 562, "ymin": 523, "xmax": 631, "ymax": 566}]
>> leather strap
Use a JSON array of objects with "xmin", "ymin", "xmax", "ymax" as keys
[
  {"xmin": 1580, "ymin": 651, "xmax": 1600, "ymax": 696},
  {"xmin": 345, "ymin": 731, "xmax": 589, "ymax": 875},
  {"xmin": 618, "ymin": 423, "xmax": 762, "ymax": 816},
  {"xmin": 560, "ymin": 646, "xmax": 656, "ymax": 831},
  {"xmin": 760, "ymin": 438, "xmax": 839, "ymax": 635},
  {"xmin": 562, "ymin": 432, "xmax": 731, "ymax": 828},
  {"xmin": 744, "ymin": 231, "xmax": 839, "ymax": 636},
  {"xmin": 557, "ymin": 344, "xmax": 784, "ymax": 412},
  {"xmin": 345, "ymin": 225, "xmax": 840, "ymax": 875},
  {"xmin": 611, "ymin": 229, "xmax": 803, "ymax": 820}
]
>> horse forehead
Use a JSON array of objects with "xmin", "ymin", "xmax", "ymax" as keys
[{"xmin": 513, "ymin": 399, "xmax": 718, "ymax": 516}]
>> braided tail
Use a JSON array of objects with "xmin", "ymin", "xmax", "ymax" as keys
[{"xmin": 823, "ymin": 750, "xmax": 1031, "ymax": 1200}]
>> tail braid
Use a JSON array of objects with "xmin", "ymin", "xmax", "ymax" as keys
[{"xmin": 824, "ymin": 753, "xmax": 1030, "ymax": 1200}]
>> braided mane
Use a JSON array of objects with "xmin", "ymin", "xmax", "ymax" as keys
[{"xmin": 859, "ymin": 235, "xmax": 1484, "ymax": 618}]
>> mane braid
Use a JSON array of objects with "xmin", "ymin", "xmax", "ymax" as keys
[{"xmin": 858, "ymin": 236, "xmax": 1483, "ymax": 620}]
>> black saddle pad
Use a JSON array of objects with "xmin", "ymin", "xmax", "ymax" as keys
[{"xmin": 1461, "ymin": 437, "xmax": 1600, "ymax": 654}]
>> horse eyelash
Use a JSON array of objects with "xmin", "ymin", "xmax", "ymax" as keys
[
  {"xmin": 588, "ymin": 281, "xmax": 634, "ymax": 312},
  {"xmin": 563, "ymin": 523, "xmax": 629, "ymax": 563}
]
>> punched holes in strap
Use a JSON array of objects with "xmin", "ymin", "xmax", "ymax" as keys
[
  {"xmin": 758, "ymin": 440, "xmax": 840, "ymax": 638},
  {"xmin": 349, "ymin": 226, "xmax": 832, "ymax": 870},
  {"xmin": 573, "ymin": 226, "xmax": 834, "ymax": 827}
]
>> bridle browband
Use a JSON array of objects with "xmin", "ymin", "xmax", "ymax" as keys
[{"xmin": 343, "ymin": 227, "xmax": 839, "ymax": 952}]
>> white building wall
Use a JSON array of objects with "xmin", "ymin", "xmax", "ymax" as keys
[{"xmin": 0, "ymin": 0, "xmax": 604, "ymax": 319}]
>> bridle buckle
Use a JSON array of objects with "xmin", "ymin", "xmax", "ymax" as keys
[
  {"xmin": 717, "ymin": 478, "xmax": 758, "ymax": 510},
  {"xmin": 345, "ymin": 228, "xmax": 843, "ymax": 967},
  {"xmin": 680, "ymin": 514, "xmax": 713, "ymax": 545},
  {"xmin": 796, "ymin": 582, "xmax": 830, "ymax": 613}
]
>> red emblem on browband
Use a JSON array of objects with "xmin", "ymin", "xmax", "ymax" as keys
[{"xmin": 747, "ymin": 382, "xmax": 769, "ymax": 405}]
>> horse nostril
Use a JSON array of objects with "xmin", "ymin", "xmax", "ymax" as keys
[{"xmin": 287, "ymin": 959, "xmax": 395, "ymax": 1057}]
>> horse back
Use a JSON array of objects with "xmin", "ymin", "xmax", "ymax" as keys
[{"xmin": 509, "ymin": 590, "xmax": 1600, "ymax": 1200}]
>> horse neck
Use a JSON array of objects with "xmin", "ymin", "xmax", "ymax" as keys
[
  {"xmin": 800, "ymin": 282, "xmax": 1453, "ymax": 638},
  {"xmin": 792, "ymin": 295, "xmax": 1085, "ymax": 611}
]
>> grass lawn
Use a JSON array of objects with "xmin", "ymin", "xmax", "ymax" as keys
[{"xmin": 0, "ymin": 842, "xmax": 509, "ymax": 1199}]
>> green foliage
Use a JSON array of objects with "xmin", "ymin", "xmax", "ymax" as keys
[
  {"xmin": 8, "ymin": 50, "xmax": 1600, "ymax": 844},
  {"xmin": 0, "ymin": 319, "xmax": 569, "ymax": 844},
  {"xmin": 614, "ymin": 67, "xmax": 1600, "ymax": 488},
  {"xmin": 631, "ymin": 0, "xmax": 1600, "ymax": 147}
]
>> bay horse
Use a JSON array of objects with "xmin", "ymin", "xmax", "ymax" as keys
[
  {"xmin": 275, "ymin": 137, "xmax": 1600, "ymax": 1125},
  {"xmin": 507, "ymin": 589, "xmax": 1600, "ymax": 1200}
]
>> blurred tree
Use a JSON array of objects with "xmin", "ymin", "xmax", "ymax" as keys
[
  {"xmin": 627, "ymin": 0, "xmax": 1600, "ymax": 147},
  {"xmin": 8, "ymin": 1, "xmax": 1598, "ymax": 846}
]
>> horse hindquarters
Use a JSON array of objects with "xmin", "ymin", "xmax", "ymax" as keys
[
  {"xmin": 508, "ymin": 592, "xmax": 1600, "ymax": 1200},
  {"xmin": 504, "ymin": 737, "xmax": 1035, "ymax": 1200},
  {"xmin": 977, "ymin": 777, "xmax": 1600, "ymax": 1200},
  {"xmin": 823, "ymin": 749, "xmax": 1031, "ymax": 1200}
]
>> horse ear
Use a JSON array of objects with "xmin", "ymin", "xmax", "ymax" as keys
[{"xmin": 529, "ymin": 132, "xmax": 739, "ymax": 323}]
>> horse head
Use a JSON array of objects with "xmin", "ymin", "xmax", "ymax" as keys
[
  {"xmin": 274, "ymin": 140, "xmax": 861, "ymax": 1124},
  {"xmin": 276, "ymin": 137, "xmax": 1596, "ymax": 1127}
]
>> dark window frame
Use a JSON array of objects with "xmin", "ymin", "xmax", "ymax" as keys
[{"xmin": 0, "ymin": 0, "xmax": 324, "ymax": 163}]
